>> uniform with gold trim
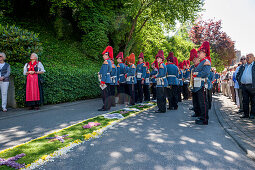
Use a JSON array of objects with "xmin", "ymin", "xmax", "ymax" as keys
[
  {"xmin": 192, "ymin": 41, "xmax": 211, "ymax": 125},
  {"xmin": 166, "ymin": 52, "xmax": 179, "ymax": 110},
  {"xmin": 110, "ymin": 58, "xmax": 117, "ymax": 107},
  {"xmin": 150, "ymin": 60, "xmax": 158, "ymax": 100},
  {"xmin": 98, "ymin": 46, "xmax": 113, "ymax": 111},
  {"xmin": 143, "ymin": 62, "xmax": 151, "ymax": 101},
  {"xmin": 155, "ymin": 50, "xmax": 168, "ymax": 113},
  {"xmin": 136, "ymin": 52, "xmax": 146, "ymax": 103},
  {"xmin": 126, "ymin": 53, "xmax": 137, "ymax": 105},
  {"xmin": 116, "ymin": 52, "xmax": 126, "ymax": 104}
]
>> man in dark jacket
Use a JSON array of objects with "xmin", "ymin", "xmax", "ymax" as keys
[{"xmin": 236, "ymin": 53, "xmax": 255, "ymax": 119}]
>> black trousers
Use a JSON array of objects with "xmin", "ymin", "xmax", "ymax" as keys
[
  {"xmin": 178, "ymin": 85, "xmax": 182, "ymax": 102},
  {"xmin": 192, "ymin": 91, "xmax": 200, "ymax": 117},
  {"xmin": 117, "ymin": 83, "xmax": 125, "ymax": 104},
  {"xmin": 151, "ymin": 83, "xmax": 157, "ymax": 100},
  {"xmin": 167, "ymin": 85, "xmax": 178, "ymax": 109},
  {"xmin": 110, "ymin": 85, "xmax": 116, "ymax": 106},
  {"xmin": 207, "ymin": 88, "xmax": 212, "ymax": 109},
  {"xmin": 213, "ymin": 83, "xmax": 218, "ymax": 94},
  {"xmin": 143, "ymin": 84, "xmax": 150, "ymax": 101},
  {"xmin": 157, "ymin": 87, "xmax": 166, "ymax": 112},
  {"xmin": 136, "ymin": 80, "xmax": 143, "ymax": 103},
  {"xmin": 183, "ymin": 83, "xmax": 189, "ymax": 100},
  {"xmin": 194, "ymin": 87, "xmax": 209, "ymax": 121},
  {"xmin": 101, "ymin": 83, "xmax": 111, "ymax": 110},
  {"xmin": 242, "ymin": 84, "xmax": 255, "ymax": 117},
  {"xmin": 128, "ymin": 84, "xmax": 136, "ymax": 105}
]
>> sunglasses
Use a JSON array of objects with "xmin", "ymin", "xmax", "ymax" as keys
[{"xmin": 241, "ymin": 58, "xmax": 246, "ymax": 60}]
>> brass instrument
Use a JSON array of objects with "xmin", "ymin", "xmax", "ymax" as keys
[{"xmin": 189, "ymin": 68, "xmax": 194, "ymax": 90}]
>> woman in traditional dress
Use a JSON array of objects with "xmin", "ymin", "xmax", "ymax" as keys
[
  {"xmin": 23, "ymin": 53, "xmax": 45, "ymax": 110},
  {"xmin": 0, "ymin": 52, "xmax": 10, "ymax": 112}
]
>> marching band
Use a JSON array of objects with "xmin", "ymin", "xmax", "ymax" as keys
[{"xmin": 98, "ymin": 41, "xmax": 213, "ymax": 125}]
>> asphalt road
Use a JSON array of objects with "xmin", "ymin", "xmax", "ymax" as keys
[
  {"xmin": 0, "ymin": 98, "xmax": 125, "ymax": 150},
  {"xmin": 32, "ymin": 100, "xmax": 255, "ymax": 170}
]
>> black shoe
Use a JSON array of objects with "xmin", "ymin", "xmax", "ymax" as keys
[
  {"xmin": 112, "ymin": 105, "xmax": 116, "ymax": 107},
  {"xmin": 237, "ymin": 110, "xmax": 244, "ymax": 113},
  {"xmin": 155, "ymin": 110, "xmax": 165, "ymax": 113},
  {"xmin": 167, "ymin": 107, "xmax": 174, "ymax": 110},
  {"xmin": 249, "ymin": 115, "xmax": 255, "ymax": 119},
  {"xmin": 195, "ymin": 119, "xmax": 208, "ymax": 125},
  {"xmin": 98, "ymin": 108, "xmax": 110, "ymax": 111},
  {"xmin": 240, "ymin": 115, "xmax": 249, "ymax": 118},
  {"xmin": 191, "ymin": 114, "xmax": 199, "ymax": 117},
  {"xmin": 189, "ymin": 107, "xmax": 194, "ymax": 110},
  {"xmin": 174, "ymin": 106, "xmax": 178, "ymax": 110}
]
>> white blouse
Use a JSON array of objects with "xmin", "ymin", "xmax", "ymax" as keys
[{"xmin": 23, "ymin": 62, "xmax": 46, "ymax": 75}]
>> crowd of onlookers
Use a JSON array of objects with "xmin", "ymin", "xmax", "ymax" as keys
[{"xmin": 215, "ymin": 53, "xmax": 255, "ymax": 119}]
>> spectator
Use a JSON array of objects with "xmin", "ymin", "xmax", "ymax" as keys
[
  {"xmin": 229, "ymin": 66, "xmax": 236, "ymax": 102},
  {"xmin": 237, "ymin": 53, "xmax": 255, "ymax": 119},
  {"xmin": 23, "ymin": 53, "xmax": 45, "ymax": 110},
  {"xmin": 0, "ymin": 52, "xmax": 10, "ymax": 112}
]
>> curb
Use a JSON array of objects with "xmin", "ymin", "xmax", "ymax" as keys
[{"xmin": 212, "ymin": 97, "xmax": 255, "ymax": 161}]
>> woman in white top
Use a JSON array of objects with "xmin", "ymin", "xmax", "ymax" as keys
[
  {"xmin": 0, "ymin": 52, "xmax": 11, "ymax": 112},
  {"xmin": 23, "ymin": 53, "xmax": 45, "ymax": 110}
]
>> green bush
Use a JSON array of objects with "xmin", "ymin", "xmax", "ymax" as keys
[
  {"xmin": 12, "ymin": 65, "xmax": 101, "ymax": 107},
  {"xmin": 0, "ymin": 24, "xmax": 42, "ymax": 65}
]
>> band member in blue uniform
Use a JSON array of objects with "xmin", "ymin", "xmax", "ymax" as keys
[
  {"xmin": 155, "ymin": 50, "xmax": 168, "ymax": 113},
  {"xmin": 126, "ymin": 53, "xmax": 137, "ymax": 105},
  {"xmin": 110, "ymin": 58, "xmax": 117, "ymax": 107},
  {"xmin": 143, "ymin": 62, "xmax": 151, "ymax": 101},
  {"xmin": 98, "ymin": 46, "xmax": 113, "ymax": 111},
  {"xmin": 178, "ymin": 61, "xmax": 184, "ymax": 102},
  {"xmin": 182, "ymin": 60, "xmax": 191, "ymax": 100},
  {"xmin": 192, "ymin": 41, "xmax": 211, "ymax": 125},
  {"xmin": 213, "ymin": 70, "xmax": 220, "ymax": 94},
  {"xmin": 116, "ymin": 52, "xmax": 126, "ymax": 104},
  {"xmin": 207, "ymin": 68, "xmax": 215, "ymax": 109},
  {"xmin": 166, "ymin": 52, "xmax": 179, "ymax": 110},
  {"xmin": 150, "ymin": 60, "xmax": 158, "ymax": 100},
  {"xmin": 189, "ymin": 49, "xmax": 201, "ymax": 117},
  {"xmin": 136, "ymin": 52, "xmax": 146, "ymax": 103}
]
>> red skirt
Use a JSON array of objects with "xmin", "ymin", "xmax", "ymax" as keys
[{"xmin": 26, "ymin": 74, "xmax": 40, "ymax": 101}]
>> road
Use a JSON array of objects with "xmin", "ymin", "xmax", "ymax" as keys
[{"xmin": 1, "ymin": 99, "xmax": 255, "ymax": 169}]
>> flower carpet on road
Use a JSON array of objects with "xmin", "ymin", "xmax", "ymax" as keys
[{"xmin": 0, "ymin": 102, "xmax": 156, "ymax": 170}]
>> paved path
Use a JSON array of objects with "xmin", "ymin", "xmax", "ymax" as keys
[
  {"xmin": 24, "ymin": 100, "xmax": 254, "ymax": 170},
  {"xmin": 213, "ymin": 94, "xmax": 255, "ymax": 159},
  {"xmin": 0, "ymin": 99, "xmax": 125, "ymax": 150}
]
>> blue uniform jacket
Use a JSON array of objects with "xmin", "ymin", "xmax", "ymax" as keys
[
  {"xmin": 192, "ymin": 59, "xmax": 211, "ymax": 92},
  {"xmin": 126, "ymin": 64, "xmax": 137, "ymax": 84},
  {"xmin": 144, "ymin": 70, "xmax": 150, "ymax": 85},
  {"xmin": 207, "ymin": 71, "xmax": 215, "ymax": 90},
  {"xmin": 166, "ymin": 63, "xmax": 179, "ymax": 85},
  {"xmin": 110, "ymin": 64, "xmax": 117, "ymax": 85},
  {"xmin": 136, "ymin": 63, "xmax": 146, "ymax": 80},
  {"xmin": 178, "ymin": 70, "xmax": 183, "ymax": 86},
  {"xmin": 156, "ymin": 63, "xmax": 168, "ymax": 87},
  {"xmin": 150, "ymin": 68, "xmax": 158, "ymax": 83},
  {"xmin": 183, "ymin": 68, "xmax": 191, "ymax": 84},
  {"xmin": 117, "ymin": 63, "xmax": 126, "ymax": 83},
  {"xmin": 99, "ymin": 59, "xmax": 112, "ymax": 84}
]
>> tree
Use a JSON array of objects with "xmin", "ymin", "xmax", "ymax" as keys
[
  {"xmin": 189, "ymin": 19, "xmax": 236, "ymax": 67},
  {"xmin": 122, "ymin": 0, "xmax": 203, "ymax": 55}
]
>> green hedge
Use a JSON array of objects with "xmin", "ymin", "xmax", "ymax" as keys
[
  {"xmin": 12, "ymin": 65, "xmax": 101, "ymax": 107},
  {"xmin": 0, "ymin": 23, "xmax": 42, "ymax": 64}
]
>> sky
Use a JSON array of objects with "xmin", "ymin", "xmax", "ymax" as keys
[{"xmin": 201, "ymin": 0, "xmax": 255, "ymax": 56}]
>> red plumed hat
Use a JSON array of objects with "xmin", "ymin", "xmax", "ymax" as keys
[
  {"xmin": 167, "ymin": 52, "xmax": 174, "ymax": 61},
  {"xmin": 179, "ymin": 61, "xmax": 183, "ymax": 69},
  {"xmin": 129, "ymin": 53, "xmax": 135, "ymax": 64},
  {"xmin": 138, "ymin": 52, "xmax": 144, "ymax": 59},
  {"xmin": 152, "ymin": 60, "xmax": 159, "ymax": 70},
  {"xmin": 145, "ymin": 62, "xmax": 150, "ymax": 69},
  {"xmin": 189, "ymin": 49, "xmax": 198, "ymax": 61},
  {"xmin": 116, "ymin": 52, "xmax": 123, "ymax": 59},
  {"xmin": 198, "ymin": 41, "xmax": 211, "ymax": 62},
  {"xmin": 156, "ymin": 50, "xmax": 164, "ymax": 61},
  {"xmin": 187, "ymin": 60, "xmax": 190, "ymax": 66},
  {"xmin": 102, "ymin": 46, "xmax": 113, "ymax": 59},
  {"xmin": 173, "ymin": 57, "xmax": 178, "ymax": 66},
  {"xmin": 183, "ymin": 60, "xmax": 187, "ymax": 67}
]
